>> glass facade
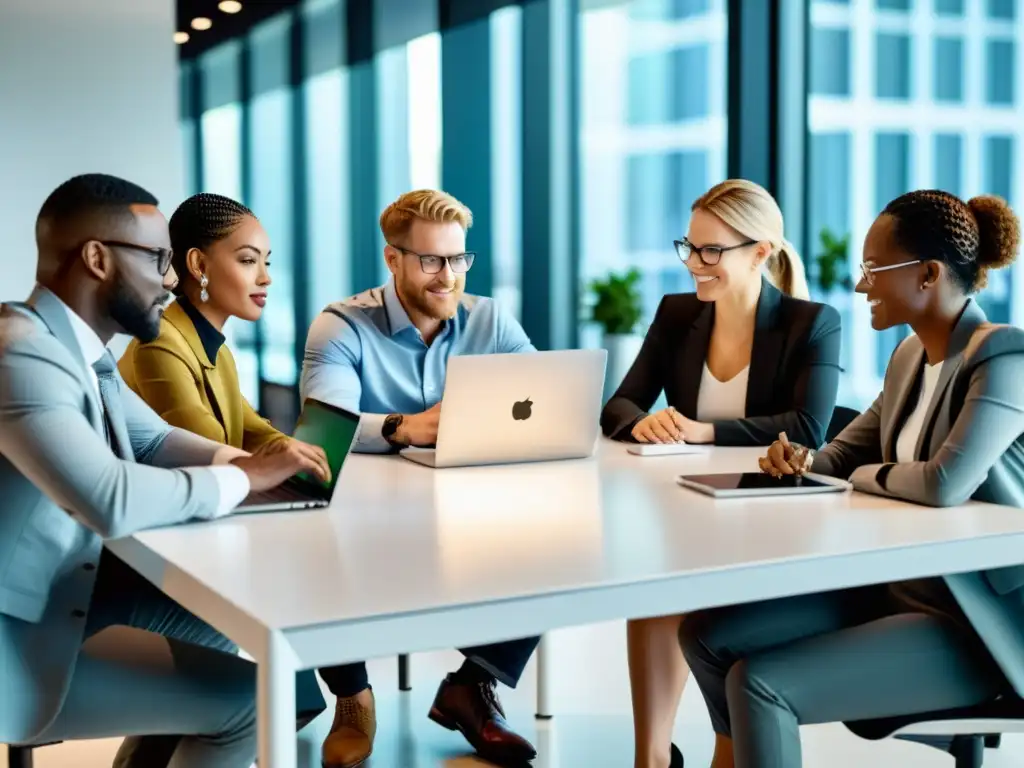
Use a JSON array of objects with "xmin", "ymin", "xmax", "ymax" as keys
[
  {"xmin": 577, "ymin": 0, "xmax": 726, "ymax": 342},
  {"xmin": 808, "ymin": 0, "xmax": 1024, "ymax": 407}
]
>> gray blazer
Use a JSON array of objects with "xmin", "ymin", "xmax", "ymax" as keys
[
  {"xmin": 0, "ymin": 287, "xmax": 227, "ymax": 744},
  {"xmin": 813, "ymin": 299, "xmax": 1024, "ymax": 696}
]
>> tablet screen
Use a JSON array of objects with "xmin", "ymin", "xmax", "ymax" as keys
[{"xmin": 681, "ymin": 473, "xmax": 834, "ymax": 490}]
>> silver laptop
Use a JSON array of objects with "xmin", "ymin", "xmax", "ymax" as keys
[
  {"xmin": 401, "ymin": 349, "xmax": 607, "ymax": 469},
  {"xmin": 235, "ymin": 398, "xmax": 360, "ymax": 513}
]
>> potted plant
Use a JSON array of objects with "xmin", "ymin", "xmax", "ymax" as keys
[
  {"xmin": 587, "ymin": 267, "xmax": 644, "ymax": 400},
  {"xmin": 812, "ymin": 227, "xmax": 853, "ymax": 296}
]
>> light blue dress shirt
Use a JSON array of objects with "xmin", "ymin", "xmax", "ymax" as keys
[{"xmin": 300, "ymin": 280, "xmax": 535, "ymax": 452}]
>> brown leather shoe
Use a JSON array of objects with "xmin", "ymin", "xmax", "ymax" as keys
[
  {"xmin": 322, "ymin": 689, "xmax": 376, "ymax": 768},
  {"xmin": 428, "ymin": 674, "xmax": 537, "ymax": 765}
]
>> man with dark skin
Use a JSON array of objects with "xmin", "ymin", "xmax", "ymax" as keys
[{"xmin": 0, "ymin": 174, "xmax": 327, "ymax": 768}]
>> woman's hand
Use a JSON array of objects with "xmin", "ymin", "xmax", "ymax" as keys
[
  {"xmin": 253, "ymin": 438, "xmax": 332, "ymax": 485},
  {"xmin": 631, "ymin": 407, "xmax": 714, "ymax": 444},
  {"xmin": 759, "ymin": 431, "xmax": 813, "ymax": 478}
]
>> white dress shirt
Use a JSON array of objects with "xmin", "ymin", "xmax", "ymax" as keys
[
  {"xmin": 56, "ymin": 297, "xmax": 250, "ymax": 516},
  {"xmin": 696, "ymin": 363, "xmax": 749, "ymax": 422},
  {"xmin": 895, "ymin": 361, "xmax": 944, "ymax": 464}
]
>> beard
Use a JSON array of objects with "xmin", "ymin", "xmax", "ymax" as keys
[
  {"xmin": 108, "ymin": 277, "xmax": 168, "ymax": 343},
  {"xmin": 401, "ymin": 276, "xmax": 461, "ymax": 321}
]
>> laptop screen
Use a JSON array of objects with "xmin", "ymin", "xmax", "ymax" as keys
[{"xmin": 291, "ymin": 398, "xmax": 360, "ymax": 496}]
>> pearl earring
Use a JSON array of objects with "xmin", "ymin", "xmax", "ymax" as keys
[{"xmin": 200, "ymin": 274, "xmax": 209, "ymax": 303}]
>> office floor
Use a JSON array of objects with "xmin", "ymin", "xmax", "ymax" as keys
[{"xmin": 6, "ymin": 621, "xmax": 1021, "ymax": 767}]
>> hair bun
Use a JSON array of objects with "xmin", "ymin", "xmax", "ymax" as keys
[{"xmin": 967, "ymin": 194, "xmax": 1020, "ymax": 271}]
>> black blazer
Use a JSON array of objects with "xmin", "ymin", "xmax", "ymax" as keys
[{"xmin": 601, "ymin": 279, "xmax": 842, "ymax": 447}]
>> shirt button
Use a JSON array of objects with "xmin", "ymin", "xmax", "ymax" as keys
[
  {"xmin": 71, "ymin": 609, "xmax": 86, "ymax": 619},
  {"xmin": 83, "ymin": 563, "xmax": 96, "ymax": 572}
]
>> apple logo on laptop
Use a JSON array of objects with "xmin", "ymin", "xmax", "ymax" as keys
[{"xmin": 512, "ymin": 397, "xmax": 533, "ymax": 421}]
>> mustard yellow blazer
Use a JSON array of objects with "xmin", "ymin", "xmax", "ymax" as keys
[{"xmin": 119, "ymin": 300, "xmax": 286, "ymax": 452}]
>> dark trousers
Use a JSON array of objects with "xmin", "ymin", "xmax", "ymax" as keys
[
  {"xmin": 319, "ymin": 636, "xmax": 540, "ymax": 696},
  {"xmin": 680, "ymin": 579, "xmax": 1006, "ymax": 768},
  {"xmin": 84, "ymin": 549, "xmax": 326, "ymax": 768}
]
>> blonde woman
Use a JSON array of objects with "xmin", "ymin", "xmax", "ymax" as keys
[{"xmin": 601, "ymin": 179, "xmax": 842, "ymax": 768}]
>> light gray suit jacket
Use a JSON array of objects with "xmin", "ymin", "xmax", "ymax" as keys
[
  {"xmin": 0, "ymin": 287, "xmax": 229, "ymax": 744},
  {"xmin": 812, "ymin": 299, "xmax": 1024, "ymax": 696}
]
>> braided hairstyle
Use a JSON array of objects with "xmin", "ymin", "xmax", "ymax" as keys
[
  {"xmin": 168, "ymin": 193, "xmax": 254, "ymax": 296},
  {"xmin": 882, "ymin": 190, "xmax": 1020, "ymax": 293}
]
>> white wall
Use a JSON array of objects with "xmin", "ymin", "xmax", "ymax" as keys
[{"xmin": 0, "ymin": 0, "xmax": 183, "ymax": 301}]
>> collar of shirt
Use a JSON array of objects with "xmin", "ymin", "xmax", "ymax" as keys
[
  {"xmin": 176, "ymin": 294, "xmax": 226, "ymax": 364},
  {"xmin": 53, "ymin": 293, "xmax": 107, "ymax": 369}
]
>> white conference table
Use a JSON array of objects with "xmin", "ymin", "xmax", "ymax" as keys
[{"xmin": 109, "ymin": 440, "xmax": 1024, "ymax": 768}]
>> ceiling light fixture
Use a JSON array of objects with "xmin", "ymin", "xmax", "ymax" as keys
[
  {"xmin": 219, "ymin": 1, "xmax": 243, "ymax": 13},
  {"xmin": 173, "ymin": 31, "xmax": 190, "ymax": 44},
  {"xmin": 191, "ymin": 17, "xmax": 213, "ymax": 31}
]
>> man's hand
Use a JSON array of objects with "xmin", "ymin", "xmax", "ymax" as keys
[
  {"xmin": 231, "ymin": 441, "xmax": 329, "ymax": 493},
  {"xmin": 395, "ymin": 402, "xmax": 442, "ymax": 447}
]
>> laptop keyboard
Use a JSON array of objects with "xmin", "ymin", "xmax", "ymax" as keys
[{"xmin": 242, "ymin": 483, "xmax": 312, "ymax": 506}]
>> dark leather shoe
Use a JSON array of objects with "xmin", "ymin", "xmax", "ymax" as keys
[
  {"xmin": 428, "ymin": 674, "xmax": 537, "ymax": 764},
  {"xmin": 670, "ymin": 742, "xmax": 684, "ymax": 768}
]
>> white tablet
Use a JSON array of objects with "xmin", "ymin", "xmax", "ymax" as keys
[
  {"xmin": 676, "ymin": 472, "xmax": 851, "ymax": 498},
  {"xmin": 627, "ymin": 443, "xmax": 712, "ymax": 457}
]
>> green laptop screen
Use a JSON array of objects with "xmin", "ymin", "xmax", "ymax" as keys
[{"xmin": 292, "ymin": 399, "xmax": 360, "ymax": 493}]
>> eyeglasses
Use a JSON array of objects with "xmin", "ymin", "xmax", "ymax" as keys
[
  {"xmin": 859, "ymin": 259, "xmax": 922, "ymax": 287},
  {"xmin": 674, "ymin": 237, "xmax": 757, "ymax": 266},
  {"xmin": 390, "ymin": 245, "xmax": 476, "ymax": 275},
  {"xmin": 100, "ymin": 240, "xmax": 174, "ymax": 276}
]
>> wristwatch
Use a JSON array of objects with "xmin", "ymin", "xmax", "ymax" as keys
[{"xmin": 382, "ymin": 413, "xmax": 407, "ymax": 449}]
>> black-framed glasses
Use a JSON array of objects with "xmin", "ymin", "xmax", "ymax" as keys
[
  {"xmin": 859, "ymin": 259, "xmax": 922, "ymax": 287},
  {"xmin": 674, "ymin": 237, "xmax": 757, "ymax": 266},
  {"xmin": 100, "ymin": 240, "xmax": 174, "ymax": 276},
  {"xmin": 390, "ymin": 245, "xmax": 476, "ymax": 275}
]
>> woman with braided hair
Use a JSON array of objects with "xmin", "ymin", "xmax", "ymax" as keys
[
  {"xmin": 679, "ymin": 190, "xmax": 1024, "ymax": 768},
  {"xmin": 118, "ymin": 193, "xmax": 375, "ymax": 765}
]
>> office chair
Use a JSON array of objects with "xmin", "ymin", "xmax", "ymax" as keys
[
  {"xmin": 848, "ymin": 697, "xmax": 1023, "ymax": 768},
  {"xmin": 825, "ymin": 405, "xmax": 860, "ymax": 443}
]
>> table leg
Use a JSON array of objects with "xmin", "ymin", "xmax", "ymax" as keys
[
  {"xmin": 535, "ymin": 634, "xmax": 552, "ymax": 720},
  {"xmin": 258, "ymin": 631, "xmax": 297, "ymax": 768}
]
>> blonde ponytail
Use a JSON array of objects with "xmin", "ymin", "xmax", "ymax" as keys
[{"xmin": 767, "ymin": 238, "xmax": 810, "ymax": 300}]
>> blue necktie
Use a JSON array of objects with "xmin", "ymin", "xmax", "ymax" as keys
[{"xmin": 92, "ymin": 351, "xmax": 135, "ymax": 462}]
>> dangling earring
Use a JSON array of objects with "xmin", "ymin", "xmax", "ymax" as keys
[{"xmin": 200, "ymin": 274, "xmax": 209, "ymax": 303}]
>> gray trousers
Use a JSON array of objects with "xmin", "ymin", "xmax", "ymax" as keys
[
  {"xmin": 34, "ymin": 549, "xmax": 258, "ymax": 768},
  {"xmin": 680, "ymin": 579, "xmax": 1009, "ymax": 768}
]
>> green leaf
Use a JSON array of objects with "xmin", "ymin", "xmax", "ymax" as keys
[
  {"xmin": 587, "ymin": 267, "xmax": 644, "ymax": 336},
  {"xmin": 813, "ymin": 227, "xmax": 852, "ymax": 293}
]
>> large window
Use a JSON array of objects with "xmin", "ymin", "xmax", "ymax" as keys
[
  {"xmin": 809, "ymin": 0, "xmax": 1024, "ymax": 406},
  {"xmin": 248, "ymin": 15, "xmax": 297, "ymax": 387},
  {"xmin": 196, "ymin": 42, "xmax": 257, "ymax": 402},
  {"xmin": 578, "ymin": 0, "xmax": 727, "ymax": 345},
  {"xmin": 177, "ymin": 0, "xmax": 1023, "ymax": 406},
  {"xmin": 303, "ymin": 0, "xmax": 349, "ymax": 321}
]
